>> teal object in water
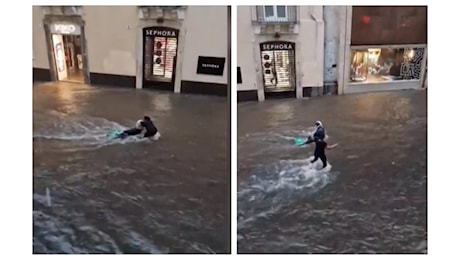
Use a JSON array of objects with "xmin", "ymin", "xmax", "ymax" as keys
[
  {"xmin": 107, "ymin": 130, "xmax": 122, "ymax": 138},
  {"xmin": 294, "ymin": 138, "xmax": 305, "ymax": 146}
]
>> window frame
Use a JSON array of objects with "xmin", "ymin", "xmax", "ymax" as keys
[{"xmin": 263, "ymin": 5, "xmax": 288, "ymax": 22}]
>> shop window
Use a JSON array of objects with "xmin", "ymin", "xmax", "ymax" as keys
[
  {"xmin": 143, "ymin": 27, "xmax": 179, "ymax": 84},
  {"xmin": 260, "ymin": 41, "xmax": 296, "ymax": 92},
  {"xmin": 350, "ymin": 47, "xmax": 425, "ymax": 84},
  {"xmin": 151, "ymin": 37, "xmax": 177, "ymax": 80}
]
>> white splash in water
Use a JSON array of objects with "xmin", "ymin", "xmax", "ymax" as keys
[
  {"xmin": 46, "ymin": 187, "xmax": 52, "ymax": 207},
  {"xmin": 34, "ymin": 116, "xmax": 126, "ymax": 141},
  {"xmin": 248, "ymin": 157, "xmax": 333, "ymax": 193},
  {"xmin": 33, "ymin": 114, "xmax": 151, "ymax": 149},
  {"xmin": 238, "ymin": 156, "xmax": 337, "ymax": 228}
]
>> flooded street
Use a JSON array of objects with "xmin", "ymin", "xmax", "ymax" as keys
[
  {"xmin": 237, "ymin": 90, "xmax": 427, "ymax": 253},
  {"xmin": 33, "ymin": 82, "xmax": 230, "ymax": 254}
]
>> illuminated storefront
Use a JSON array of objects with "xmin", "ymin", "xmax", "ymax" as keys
[
  {"xmin": 342, "ymin": 6, "xmax": 427, "ymax": 94},
  {"xmin": 259, "ymin": 41, "xmax": 296, "ymax": 93},
  {"xmin": 38, "ymin": 10, "xmax": 90, "ymax": 84},
  {"xmin": 350, "ymin": 47, "xmax": 424, "ymax": 83},
  {"xmin": 142, "ymin": 27, "xmax": 179, "ymax": 91}
]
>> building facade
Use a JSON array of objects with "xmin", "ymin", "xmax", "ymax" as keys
[
  {"xmin": 237, "ymin": 6, "xmax": 325, "ymax": 102},
  {"xmin": 33, "ymin": 6, "xmax": 229, "ymax": 96},
  {"xmin": 237, "ymin": 5, "xmax": 428, "ymax": 102}
]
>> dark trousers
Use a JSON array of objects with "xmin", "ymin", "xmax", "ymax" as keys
[
  {"xmin": 123, "ymin": 128, "xmax": 142, "ymax": 136},
  {"xmin": 117, "ymin": 128, "xmax": 141, "ymax": 139},
  {"xmin": 311, "ymin": 153, "xmax": 327, "ymax": 168}
]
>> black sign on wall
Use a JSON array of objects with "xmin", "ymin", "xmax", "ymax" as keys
[
  {"xmin": 196, "ymin": 56, "xmax": 226, "ymax": 76},
  {"xmin": 237, "ymin": 67, "xmax": 242, "ymax": 83}
]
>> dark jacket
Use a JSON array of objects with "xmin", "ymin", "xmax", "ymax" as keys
[
  {"xmin": 313, "ymin": 126, "xmax": 325, "ymax": 140},
  {"xmin": 141, "ymin": 119, "xmax": 158, "ymax": 137}
]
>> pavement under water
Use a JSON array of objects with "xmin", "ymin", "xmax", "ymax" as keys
[
  {"xmin": 33, "ymin": 82, "xmax": 230, "ymax": 254},
  {"xmin": 237, "ymin": 90, "xmax": 427, "ymax": 253}
]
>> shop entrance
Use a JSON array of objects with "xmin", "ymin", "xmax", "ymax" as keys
[
  {"xmin": 50, "ymin": 24, "xmax": 84, "ymax": 83},
  {"xmin": 142, "ymin": 27, "xmax": 179, "ymax": 91},
  {"xmin": 260, "ymin": 41, "xmax": 296, "ymax": 92}
]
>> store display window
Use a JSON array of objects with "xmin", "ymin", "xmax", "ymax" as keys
[{"xmin": 350, "ymin": 47, "xmax": 425, "ymax": 84}]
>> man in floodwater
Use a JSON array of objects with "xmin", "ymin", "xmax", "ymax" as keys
[
  {"xmin": 311, "ymin": 138, "xmax": 338, "ymax": 169},
  {"xmin": 304, "ymin": 120, "xmax": 326, "ymax": 145},
  {"xmin": 117, "ymin": 116, "xmax": 160, "ymax": 140},
  {"xmin": 140, "ymin": 116, "xmax": 160, "ymax": 139}
]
